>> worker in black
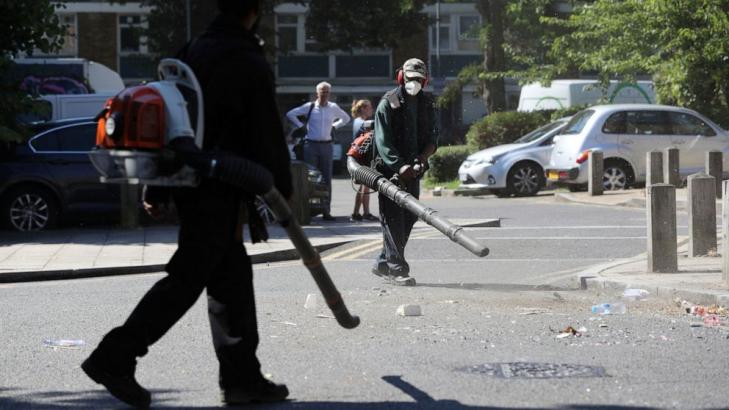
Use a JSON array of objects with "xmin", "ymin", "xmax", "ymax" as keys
[
  {"xmin": 372, "ymin": 58, "xmax": 438, "ymax": 286},
  {"xmin": 81, "ymin": 0, "xmax": 293, "ymax": 407}
]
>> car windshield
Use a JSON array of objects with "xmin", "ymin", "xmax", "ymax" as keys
[
  {"xmin": 514, "ymin": 121, "xmax": 566, "ymax": 143},
  {"xmin": 562, "ymin": 110, "xmax": 595, "ymax": 135}
]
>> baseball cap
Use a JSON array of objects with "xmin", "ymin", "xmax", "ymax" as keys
[{"xmin": 402, "ymin": 58, "xmax": 427, "ymax": 80}]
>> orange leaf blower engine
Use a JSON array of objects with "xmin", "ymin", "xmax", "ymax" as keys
[{"xmin": 89, "ymin": 59, "xmax": 205, "ymax": 186}]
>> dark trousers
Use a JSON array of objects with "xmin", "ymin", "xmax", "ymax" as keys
[
  {"xmin": 303, "ymin": 141, "xmax": 333, "ymax": 214},
  {"xmin": 374, "ymin": 178, "xmax": 420, "ymax": 275},
  {"xmin": 94, "ymin": 188, "xmax": 262, "ymax": 388}
]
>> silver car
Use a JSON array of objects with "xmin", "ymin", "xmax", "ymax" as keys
[
  {"xmin": 546, "ymin": 104, "xmax": 729, "ymax": 190},
  {"xmin": 458, "ymin": 118, "xmax": 569, "ymax": 196}
]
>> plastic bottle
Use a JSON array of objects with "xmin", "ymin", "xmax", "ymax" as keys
[{"xmin": 591, "ymin": 303, "xmax": 626, "ymax": 315}]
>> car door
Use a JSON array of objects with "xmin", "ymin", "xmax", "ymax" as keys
[
  {"xmin": 667, "ymin": 111, "xmax": 729, "ymax": 176},
  {"xmin": 617, "ymin": 110, "xmax": 671, "ymax": 181},
  {"xmin": 31, "ymin": 122, "xmax": 119, "ymax": 212}
]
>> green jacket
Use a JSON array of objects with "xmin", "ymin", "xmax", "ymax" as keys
[{"xmin": 374, "ymin": 86, "xmax": 438, "ymax": 173}]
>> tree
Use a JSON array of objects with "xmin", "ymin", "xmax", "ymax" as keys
[
  {"xmin": 545, "ymin": 0, "xmax": 729, "ymax": 127},
  {"xmin": 0, "ymin": 0, "xmax": 65, "ymax": 141},
  {"xmin": 439, "ymin": 1, "xmax": 571, "ymax": 114}
]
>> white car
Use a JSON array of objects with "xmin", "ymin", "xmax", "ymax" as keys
[
  {"xmin": 458, "ymin": 118, "xmax": 570, "ymax": 197},
  {"xmin": 546, "ymin": 104, "xmax": 729, "ymax": 190}
]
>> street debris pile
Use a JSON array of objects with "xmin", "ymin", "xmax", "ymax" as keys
[{"xmin": 677, "ymin": 299, "xmax": 728, "ymax": 328}]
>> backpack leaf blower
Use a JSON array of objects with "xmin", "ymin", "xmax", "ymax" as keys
[
  {"xmin": 347, "ymin": 129, "xmax": 489, "ymax": 258},
  {"xmin": 89, "ymin": 58, "xmax": 359, "ymax": 329}
]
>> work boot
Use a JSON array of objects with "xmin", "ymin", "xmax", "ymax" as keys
[
  {"xmin": 222, "ymin": 378, "xmax": 289, "ymax": 405},
  {"xmin": 81, "ymin": 353, "xmax": 151, "ymax": 408}
]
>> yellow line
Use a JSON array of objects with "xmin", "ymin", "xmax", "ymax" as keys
[
  {"xmin": 322, "ymin": 239, "xmax": 381, "ymax": 261},
  {"xmin": 327, "ymin": 228, "xmax": 443, "ymax": 261}
]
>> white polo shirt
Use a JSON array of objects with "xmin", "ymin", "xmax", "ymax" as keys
[{"xmin": 286, "ymin": 101, "xmax": 351, "ymax": 141}]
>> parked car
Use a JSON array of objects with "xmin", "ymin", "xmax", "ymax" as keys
[
  {"xmin": 0, "ymin": 117, "xmax": 121, "ymax": 231},
  {"xmin": 256, "ymin": 160, "xmax": 329, "ymax": 223},
  {"xmin": 546, "ymin": 104, "xmax": 729, "ymax": 190},
  {"xmin": 458, "ymin": 118, "xmax": 570, "ymax": 197}
]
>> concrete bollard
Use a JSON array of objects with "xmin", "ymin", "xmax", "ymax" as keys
[
  {"xmin": 687, "ymin": 173, "xmax": 717, "ymax": 257},
  {"xmin": 663, "ymin": 147, "xmax": 680, "ymax": 187},
  {"xmin": 290, "ymin": 162, "xmax": 311, "ymax": 225},
  {"xmin": 646, "ymin": 151, "xmax": 663, "ymax": 186},
  {"xmin": 705, "ymin": 151, "xmax": 722, "ymax": 199},
  {"xmin": 723, "ymin": 181, "xmax": 729, "ymax": 286},
  {"xmin": 647, "ymin": 184, "xmax": 677, "ymax": 272},
  {"xmin": 588, "ymin": 150, "xmax": 603, "ymax": 196}
]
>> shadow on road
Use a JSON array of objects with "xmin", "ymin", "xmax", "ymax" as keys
[{"xmin": 0, "ymin": 378, "xmax": 683, "ymax": 410}]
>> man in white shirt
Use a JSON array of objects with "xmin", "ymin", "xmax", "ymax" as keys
[{"xmin": 286, "ymin": 82, "xmax": 350, "ymax": 221}]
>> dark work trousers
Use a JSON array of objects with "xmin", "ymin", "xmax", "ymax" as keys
[
  {"xmin": 303, "ymin": 140, "xmax": 332, "ymax": 214},
  {"xmin": 94, "ymin": 186, "xmax": 262, "ymax": 388},
  {"xmin": 374, "ymin": 177, "xmax": 420, "ymax": 275}
]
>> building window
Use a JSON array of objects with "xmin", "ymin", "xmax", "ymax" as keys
[
  {"xmin": 457, "ymin": 15, "xmax": 480, "ymax": 51},
  {"xmin": 276, "ymin": 14, "xmax": 299, "ymax": 53},
  {"xmin": 118, "ymin": 15, "xmax": 148, "ymax": 55},
  {"xmin": 57, "ymin": 14, "xmax": 78, "ymax": 56}
]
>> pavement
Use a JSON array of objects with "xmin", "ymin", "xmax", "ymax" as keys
[{"xmin": 1, "ymin": 185, "xmax": 728, "ymax": 308}]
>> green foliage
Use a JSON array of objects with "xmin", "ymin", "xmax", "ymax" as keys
[
  {"xmin": 546, "ymin": 0, "xmax": 729, "ymax": 127},
  {"xmin": 465, "ymin": 111, "xmax": 549, "ymax": 151},
  {"xmin": 426, "ymin": 145, "xmax": 471, "ymax": 183},
  {"xmin": 0, "ymin": 0, "xmax": 65, "ymax": 137}
]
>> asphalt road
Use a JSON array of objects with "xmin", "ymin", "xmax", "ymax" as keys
[{"xmin": 1, "ymin": 187, "xmax": 728, "ymax": 409}]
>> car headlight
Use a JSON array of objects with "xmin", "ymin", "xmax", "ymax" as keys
[{"xmin": 473, "ymin": 156, "xmax": 496, "ymax": 166}]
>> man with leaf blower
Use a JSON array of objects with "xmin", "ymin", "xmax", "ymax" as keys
[
  {"xmin": 81, "ymin": 0, "xmax": 293, "ymax": 407},
  {"xmin": 372, "ymin": 58, "xmax": 438, "ymax": 286}
]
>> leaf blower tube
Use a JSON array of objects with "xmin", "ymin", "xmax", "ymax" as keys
[
  {"xmin": 347, "ymin": 156, "xmax": 489, "ymax": 258},
  {"xmin": 169, "ymin": 137, "xmax": 360, "ymax": 329}
]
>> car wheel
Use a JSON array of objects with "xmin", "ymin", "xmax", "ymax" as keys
[
  {"xmin": 603, "ymin": 162, "xmax": 629, "ymax": 190},
  {"xmin": 1, "ymin": 186, "xmax": 59, "ymax": 232},
  {"xmin": 507, "ymin": 163, "xmax": 544, "ymax": 197}
]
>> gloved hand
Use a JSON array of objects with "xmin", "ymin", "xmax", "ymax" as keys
[{"xmin": 398, "ymin": 164, "xmax": 417, "ymax": 183}]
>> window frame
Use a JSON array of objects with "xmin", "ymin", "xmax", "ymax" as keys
[
  {"xmin": 117, "ymin": 14, "xmax": 149, "ymax": 57},
  {"xmin": 29, "ymin": 122, "xmax": 97, "ymax": 154}
]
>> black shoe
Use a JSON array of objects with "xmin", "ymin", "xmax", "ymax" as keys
[
  {"xmin": 82, "ymin": 355, "xmax": 151, "ymax": 408},
  {"xmin": 362, "ymin": 213, "xmax": 379, "ymax": 221},
  {"xmin": 349, "ymin": 213, "xmax": 362, "ymax": 222},
  {"xmin": 322, "ymin": 213, "xmax": 336, "ymax": 221},
  {"xmin": 222, "ymin": 378, "xmax": 289, "ymax": 405}
]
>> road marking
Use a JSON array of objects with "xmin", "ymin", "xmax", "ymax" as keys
[
  {"xmin": 338, "ymin": 258, "xmax": 617, "ymax": 262},
  {"xmin": 468, "ymin": 225, "xmax": 693, "ymax": 230}
]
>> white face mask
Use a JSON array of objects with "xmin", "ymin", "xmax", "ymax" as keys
[{"xmin": 404, "ymin": 80, "xmax": 422, "ymax": 96}]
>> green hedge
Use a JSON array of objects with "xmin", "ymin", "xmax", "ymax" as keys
[
  {"xmin": 465, "ymin": 111, "xmax": 551, "ymax": 151},
  {"xmin": 427, "ymin": 145, "xmax": 470, "ymax": 183}
]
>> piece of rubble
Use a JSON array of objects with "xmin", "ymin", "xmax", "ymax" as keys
[
  {"xmin": 397, "ymin": 304, "xmax": 422, "ymax": 317},
  {"xmin": 304, "ymin": 293, "xmax": 318, "ymax": 310}
]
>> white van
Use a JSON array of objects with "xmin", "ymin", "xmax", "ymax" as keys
[
  {"xmin": 38, "ymin": 93, "xmax": 115, "ymax": 121},
  {"xmin": 517, "ymin": 80, "xmax": 655, "ymax": 112},
  {"xmin": 13, "ymin": 58, "xmax": 124, "ymax": 94}
]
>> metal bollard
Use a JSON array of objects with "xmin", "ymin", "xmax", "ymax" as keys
[
  {"xmin": 663, "ymin": 147, "xmax": 680, "ymax": 187},
  {"xmin": 647, "ymin": 183, "xmax": 677, "ymax": 272},
  {"xmin": 705, "ymin": 151, "xmax": 722, "ymax": 199},
  {"xmin": 687, "ymin": 173, "xmax": 717, "ymax": 257},
  {"xmin": 723, "ymin": 181, "xmax": 729, "ymax": 286},
  {"xmin": 588, "ymin": 150, "xmax": 603, "ymax": 196},
  {"xmin": 646, "ymin": 151, "xmax": 663, "ymax": 186}
]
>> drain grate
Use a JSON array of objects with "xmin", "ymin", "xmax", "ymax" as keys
[{"xmin": 456, "ymin": 362, "xmax": 606, "ymax": 379}]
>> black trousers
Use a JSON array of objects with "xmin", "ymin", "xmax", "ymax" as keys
[
  {"xmin": 374, "ymin": 177, "xmax": 420, "ymax": 275},
  {"xmin": 95, "ymin": 187, "xmax": 262, "ymax": 388}
]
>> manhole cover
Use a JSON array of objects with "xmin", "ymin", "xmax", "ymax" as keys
[{"xmin": 456, "ymin": 362, "xmax": 606, "ymax": 379}]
